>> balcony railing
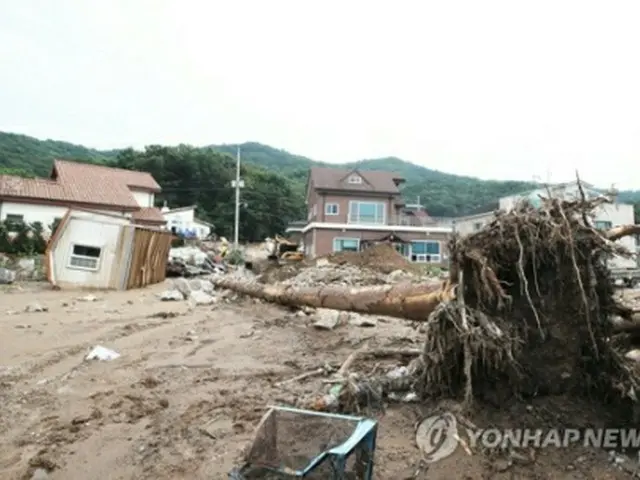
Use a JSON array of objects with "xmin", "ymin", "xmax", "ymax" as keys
[
  {"xmin": 287, "ymin": 214, "xmax": 445, "ymax": 229},
  {"xmin": 347, "ymin": 214, "xmax": 438, "ymax": 227}
]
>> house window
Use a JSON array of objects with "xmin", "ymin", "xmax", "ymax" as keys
[
  {"xmin": 333, "ymin": 237, "xmax": 360, "ymax": 252},
  {"xmin": 68, "ymin": 244, "xmax": 102, "ymax": 271},
  {"xmin": 473, "ymin": 222, "xmax": 483, "ymax": 231},
  {"xmin": 594, "ymin": 220, "xmax": 612, "ymax": 230},
  {"xmin": 325, "ymin": 203, "xmax": 339, "ymax": 216},
  {"xmin": 348, "ymin": 175, "xmax": 362, "ymax": 184},
  {"xmin": 410, "ymin": 241, "xmax": 441, "ymax": 263},
  {"xmin": 5, "ymin": 214, "xmax": 24, "ymax": 224},
  {"xmin": 348, "ymin": 201, "xmax": 386, "ymax": 225}
]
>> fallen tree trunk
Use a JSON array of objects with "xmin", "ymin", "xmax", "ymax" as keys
[
  {"xmin": 606, "ymin": 224, "xmax": 640, "ymax": 242},
  {"xmin": 212, "ymin": 277, "xmax": 453, "ymax": 321}
]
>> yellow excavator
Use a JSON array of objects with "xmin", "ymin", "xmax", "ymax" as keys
[{"xmin": 267, "ymin": 235, "xmax": 304, "ymax": 262}]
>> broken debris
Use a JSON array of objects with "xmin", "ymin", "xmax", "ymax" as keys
[{"xmin": 86, "ymin": 346, "xmax": 121, "ymax": 361}]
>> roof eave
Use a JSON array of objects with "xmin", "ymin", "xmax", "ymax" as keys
[{"xmin": 314, "ymin": 187, "xmax": 401, "ymax": 196}]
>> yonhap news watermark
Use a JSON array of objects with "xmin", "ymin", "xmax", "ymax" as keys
[{"xmin": 417, "ymin": 412, "xmax": 640, "ymax": 463}]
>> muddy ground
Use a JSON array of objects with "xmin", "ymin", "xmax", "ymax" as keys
[{"xmin": 0, "ymin": 281, "xmax": 636, "ymax": 479}]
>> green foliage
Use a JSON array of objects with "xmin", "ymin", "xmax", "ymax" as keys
[
  {"xmin": 3, "ymin": 131, "xmax": 640, "ymax": 224},
  {"xmin": 0, "ymin": 221, "xmax": 48, "ymax": 256},
  {"xmin": 111, "ymin": 145, "xmax": 304, "ymax": 242},
  {"xmin": 225, "ymin": 248, "xmax": 245, "ymax": 265},
  {"xmin": 50, "ymin": 218, "xmax": 62, "ymax": 237},
  {"xmin": 0, "ymin": 132, "xmax": 119, "ymax": 177}
]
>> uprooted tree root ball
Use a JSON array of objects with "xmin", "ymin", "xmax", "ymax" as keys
[{"xmin": 418, "ymin": 195, "xmax": 640, "ymax": 420}]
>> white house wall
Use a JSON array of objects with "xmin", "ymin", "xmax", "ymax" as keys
[
  {"xmin": 593, "ymin": 203, "xmax": 636, "ymax": 268},
  {"xmin": 0, "ymin": 201, "xmax": 129, "ymax": 232},
  {"xmin": 52, "ymin": 212, "xmax": 129, "ymax": 288},
  {"xmin": 0, "ymin": 202, "xmax": 69, "ymax": 230},
  {"xmin": 453, "ymin": 212, "xmax": 495, "ymax": 236},
  {"xmin": 163, "ymin": 208, "xmax": 211, "ymax": 238},
  {"xmin": 131, "ymin": 190, "xmax": 154, "ymax": 208},
  {"xmin": 464, "ymin": 187, "xmax": 637, "ymax": 269},
  {"xmin": 164, "ymin": 209, "xmax": 195, "ymax": 224},
  {"xmin": 192, "ymin": 220, "xmax": 211, "ymax": 238}
]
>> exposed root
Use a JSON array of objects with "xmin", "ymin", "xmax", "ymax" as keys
[{"xmin": 417, "ymin": 192, "xmax": 640, "ymax": 421}]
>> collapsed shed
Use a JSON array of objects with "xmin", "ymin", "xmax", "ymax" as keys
[{"xmin": 45, "ymin": 209, "xmax": 172, "ymax": 290}]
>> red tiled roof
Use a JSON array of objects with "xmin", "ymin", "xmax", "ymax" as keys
[
  {"xmin": 53, "ymin": 160, "xmax": 161, "ymax": 191},
  {"xmin": 309, "ymin": 167, "xmax": 403, "ymax": 193},
  {"xmin": 0, "ymin": 159, "xmax": 161, "ymax": 210},
  {"xmin": 132, "ymin": 207, "xmax": 166, "ymax": 223}
]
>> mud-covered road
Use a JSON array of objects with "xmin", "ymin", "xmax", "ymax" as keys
[{"xmin": 0, "ymin": 281, "xmax": 634, "ymax": 479}]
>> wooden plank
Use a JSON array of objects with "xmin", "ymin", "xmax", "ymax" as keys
[{"xmin": 124, "ymin": 227, "xmax": 172, "ymax": 290}]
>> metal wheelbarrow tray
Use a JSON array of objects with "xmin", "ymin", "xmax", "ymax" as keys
[{"xmin": 229, "ymin": 405, "xmax": 378, "ymax": 479}]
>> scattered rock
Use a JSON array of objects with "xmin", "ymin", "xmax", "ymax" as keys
[
  {"xmin": 173, "ymin": 278, "xmax": 191, "ymax": 297},
  {"xmin": 30, "ymin": 468, "xmax": 50, "ymax": 480},
  {"xmin": 312, "ymin": 309, "xmax": 349, "ymax": 330},
  {"xmin": 0, "ymin": 267, "xmax": 16, "ymax": 284},
  {"xmin": 77, "ymin": 294, "xmax": 98, "ymax": 302},
  {"xmin": 25, "ymin": 303, "xmax": 48, "ymax": 313},
  {"xmin": 86, "ymin": 345, "xmax": 120, "ymax": 361},
  {"xmin": 189, "ymin": 290, "xmax": 216, "ymax": 306},
  {"xmin": 159, "ymin": 290, "xmax": 184, "ymax": 301},
  {"xmin": 349, "ymin": 314, "xmax": 377, "ymax": 327}
]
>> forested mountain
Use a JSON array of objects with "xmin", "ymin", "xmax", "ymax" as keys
[{"xmin": 1, "ymin": 131, "xmax": 639, "ymax": 240}]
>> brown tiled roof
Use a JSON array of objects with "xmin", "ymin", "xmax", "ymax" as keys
[
  {"xmin": 309, "ymin": 167, "xmax": 403, "ymax": 193},
  {"xmin": 0, "ymin": 159, "xmax": 161, "ymax": 210},
  {"xmin": 132, "ymin": 207, "xmax": 166, "ymax": 223}
]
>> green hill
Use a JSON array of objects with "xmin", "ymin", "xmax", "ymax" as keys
[
  {"xmin": 2, "ymin": 131, "xmax": 639, "ymax": 221},
  {"xmin": 0, "ymin": 132, "xmax": 120, "ymax": 177}
]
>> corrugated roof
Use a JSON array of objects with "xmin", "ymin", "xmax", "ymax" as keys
[
  {"xmin": 0, "ymin": 159, "xmax": 161, "ymax": 209},
  {"xmin": 309, "ymin": 167, "xmax": 403, "ymax": 193}
]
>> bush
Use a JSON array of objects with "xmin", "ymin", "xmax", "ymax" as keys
[
  {"xmin": 0, "ymin": 220, "xmax": 48, "ymax": 256},
  {"xmin": 225, "ymin": 248, "xmax": 245, "ymax": 265}
]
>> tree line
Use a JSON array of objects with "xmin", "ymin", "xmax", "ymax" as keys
[{"xmin": 112, "ymin": 145, "xmax": 305, "ymax": 242}]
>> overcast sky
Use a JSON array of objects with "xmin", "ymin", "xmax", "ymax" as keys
[{"xmin": 1, "ymin": 1, "xmax": 639, "ymax": 188}]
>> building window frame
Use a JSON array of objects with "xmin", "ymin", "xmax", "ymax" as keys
[
  {"xmin": 4, "ymin": 213, "xmax": 24, "ymax": 226},
  {"xmin": 348, "ymin": 175, "xmax": 362, "ymax": 184},
  {"xmin": 409, "ymin": 240, "xmax": 441, "ymax": 263},
  {"xmin": 67, "ymin": 244, "xmax": 102, "ymax": 271},
  {"xmin": 594, "ymin": 220, "xmax": 613, "ymax": 230},
  {"xmin": 325, "ymin": 203, "xmax": 339, "ymax": 216},
  {"xmin": 348, "ymin": 201, "xmax": 386, "ymax": 225},
  {"xmin": 332, "ymin": 237, "xmax": 360, "ymax": 252}
]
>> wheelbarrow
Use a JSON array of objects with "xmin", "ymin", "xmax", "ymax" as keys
[{"xmin": 229, "ymin": 405, "xmax": 377, "ymax": 479}]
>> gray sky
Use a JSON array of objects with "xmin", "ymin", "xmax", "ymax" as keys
[{"xmin": 1, "ymin": 0, "xmax": 640, "ymax": 188}]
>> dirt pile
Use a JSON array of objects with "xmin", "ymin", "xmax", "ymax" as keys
[
  {"xmin": 323, "ymin": 243, "xmax": 420, "ymax": 274},
  {"xmin": 418, "ymin": 194, "xmax": 640, "ymax": 421}
]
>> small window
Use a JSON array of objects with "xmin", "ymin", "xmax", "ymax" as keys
[
  {"xmin": 5, "ymin": 214, "xmax": 24, "ymax": 224},
  {"xmin": 473, "ymin": 222, "xmax": 483, "ymax": 231},
  {"xmin": 68, "ymin": 244, "xmax": 102, "ymax": 271},
  {"xmin": 325, "ymin": 203, "xmax": 339, "ymax": 215},
  {"xmin": 333, "ymin": 237, "xmax": 360, "ymax": 252},
  {"xmin": 594, "ymin": 220, "xmax": 612, "ymax": 230},
  {"xmin": 348, "ymin": 175, "xmax": 362, "ymax": 184}
]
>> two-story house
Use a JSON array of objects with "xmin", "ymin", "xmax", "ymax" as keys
[{"xmin": 300, "ymin": 167, "xmax": 452, "ymax": 264}]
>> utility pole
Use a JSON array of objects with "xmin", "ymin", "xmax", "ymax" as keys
[{"xmin": 232, "ymin": 145, "xmax": 244, "ymax": 249}]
